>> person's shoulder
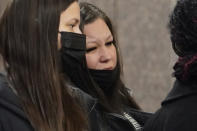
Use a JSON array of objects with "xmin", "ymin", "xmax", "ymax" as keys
[
  {"xmin": 0, "ymin": 93, "xmax": 32, "ymax": 131},
  {"xmin": 127, "ymin": 107, "xmax": 153, "ymax": 118},
  {"xmin": 0, "ymin": 74, "xmax": 33, "ymax": 131},
  {"xmin": 0, "ymin": 106, "xmax": 33, "ymax": 131},
  {"xmin": 67, "ymin": 84, "xmax": 96, "ymax": 102},
  {"xmin": 67, "ymin": 84, "xmax": 97, "ymax": 113},
  {"xmin": 144, "ymin": 109, "xmax": 197, "ymax": 131},
  {"xmin": 126, "ymin": 107, "xmax": 153, "ymax": 126},
  {"xmin": 0, "ymin": 73, "xmax": 15, "ymax": 110}
]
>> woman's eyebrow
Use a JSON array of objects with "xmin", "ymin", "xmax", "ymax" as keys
[
  {"xmin": 106, "ymin": 34, "xmax": 113, "ymax": 41},
  {"xmin": 67, "ymin": 18, "xmax": 79, "ymax": 24}
]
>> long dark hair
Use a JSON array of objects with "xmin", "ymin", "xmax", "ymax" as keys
[
  {"xmin": 0, "ymin": 0, "xmax": 87, "ymax": 131},
  {"xmin": 169, "ymin": 0, "xmax": 197, "ymax": 84},
  {"xmin": 76, "ymin": 2, "xmax": 140, "ymax": 113}
]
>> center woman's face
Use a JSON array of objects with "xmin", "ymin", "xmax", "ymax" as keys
[
  {"xmin": 58, "ymin": 2, "xmax": 81, "ymax": 49},
  {"xmin": 83, "ymin": 18, "xmax": 117, "ymax": 70}
]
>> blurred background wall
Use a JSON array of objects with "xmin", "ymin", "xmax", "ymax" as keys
[
  {"xmin": 0, "ymin": 0, "xmax": 177, "ymax": 112},
  {"xmin": 0, "ymin": 0, "xmax": 9, "ymax": 16}
]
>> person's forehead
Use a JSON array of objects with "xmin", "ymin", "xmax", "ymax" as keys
[{"xmin": 84, "ymin": 18, "xmax": 112, "ymax": 39}]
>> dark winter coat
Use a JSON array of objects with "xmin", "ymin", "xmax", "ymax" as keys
[
  {"xmin": 0, "ymin": 73, "xmax": 151, "ymax": 131},
  {"xmin": 0, "ymin": 74, "xmax": 98, "ymax": 131},
  {"xmin": 143, "ymin": 80, "xmax": 197, "ymax": 131}
]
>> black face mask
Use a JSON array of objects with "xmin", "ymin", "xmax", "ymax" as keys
[
  {"xmin": 88, "ymin": 66, "xmax": 119, "ymax": 94},
  {"xmin": 60, "ymin": 31, "xmax": 86, "ymax": 64},
  {"xmin": 60, "ymin": 31, "xmax": 93, "ymax": 91}
]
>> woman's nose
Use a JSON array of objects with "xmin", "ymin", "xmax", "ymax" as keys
[
  {"xmin": 100, "ymin": 47, "xmax": 111, "ymax": 63},
  {"xmin": 74, "ymin": 26, "xmax": 82, "ymax": 34}
]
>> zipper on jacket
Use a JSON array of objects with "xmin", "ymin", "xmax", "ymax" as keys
[
  {"xmin": 108, "ymin": 112, "xmax": 142, "ymax": 131},
  {"xmin": 123, "ymin": 112, "xmax": 142, "ymax": 131}
]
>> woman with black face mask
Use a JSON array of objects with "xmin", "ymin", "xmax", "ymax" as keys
[{"xmin": 60, "ymin": 2, "xmax": 152, "ymax": 131}]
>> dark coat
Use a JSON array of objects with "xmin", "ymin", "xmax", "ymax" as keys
[
  {"xmin": 70, "ymin": 83, "xmax": 152, "ymax": 131},
  {"xmin": 95, "ymin": 107, "xmax": 152, "ymax": 131},
  {"xmin": 0, "ymin": 73, "xmax": 151, "ymax": 131},
  {"xmin": 143, "ymin": 80, "xmax": 197, "ymax": 131},
  {"xmin": 0, "ymin": 75, "xmax": 33, "ymax": 131},
  {"xmin": 0, "ymin": 74, "xmax": 98, "ymax": 131}
]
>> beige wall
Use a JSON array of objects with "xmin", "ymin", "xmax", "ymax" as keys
[
  {"xmin": 0, "ymin": 0, "xmax": 10, "ymax": 16},
  {"xmin": 0, "ymin": 0, "xmax": 177, "ymax": 112}
]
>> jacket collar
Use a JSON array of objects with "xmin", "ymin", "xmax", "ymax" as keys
[
  {"xmin": 0, "ymin": 73, "xmax": 30, "ymax": 121},
  {"xmin": 162, "ymin": 80, "xmax": 197, "ymax": 105},
  {"xmin": 65, "ymin": 84, "xmax": 98, "ymax": 113}
]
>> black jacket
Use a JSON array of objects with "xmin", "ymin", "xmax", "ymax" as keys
[
  {"xmin": 0, "ymin": 75, "xmax": 33, "ymax": 131},
  {"xmin": 0, "ymin": 74, "xmax": 98, "ymax": 131},
  {"xmin": 143, "ymin": 80, "xmax": 197, "ymax": 131},
  {"xmin": 0, "ymin": 73, "xmax": 151, "ymax": 131},
  {"xmin": 91, "ymin": 102, "xmax": 152, "ymax": 131}
]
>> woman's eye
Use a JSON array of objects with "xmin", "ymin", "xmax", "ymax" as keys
[
  {"xmin": 86, "ymin": 47, "xmax": 97, "ymax": 53},
  {"xmin": 106, "ymin": 41, "xmax": 113, "ymax": 46},
  {"xmin": 69, "ymin": 24, "xmax": 75, "ymax": 28}
]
